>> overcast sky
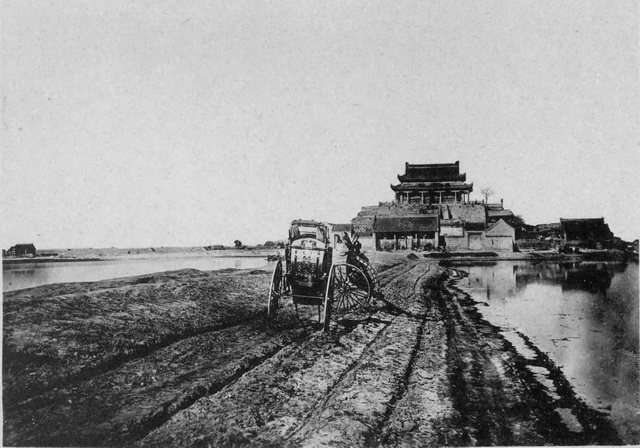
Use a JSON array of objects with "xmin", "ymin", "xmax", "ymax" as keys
[{"xmin": 2, "ymin": 0, "xmax": 638, "ymax": 248}]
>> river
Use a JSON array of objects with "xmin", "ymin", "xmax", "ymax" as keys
[
  {"xmin": 449, "ymin": 260, "xmax": 639, "ymax": 443},
  {"xmin": 3, "ymin": 255, "xmax": 271, "ymax": 293}
]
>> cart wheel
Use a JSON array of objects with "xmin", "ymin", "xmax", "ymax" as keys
[
  {"xmin": 331, "ymin": 263, "xmax": 371, "ymax": 314},
  {"xmin": 355, "ymin": 256, "xmax": 380, "ymax": 297},
  {"xmin": 322, "ymin": 267, "xmax": 334, "ymax": 333},
  {"xmin": 268, "ymin": 260, "xmax": 283, "ymax": 320}
]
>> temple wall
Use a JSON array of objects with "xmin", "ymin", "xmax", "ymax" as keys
[
  {"xmin": 486, "ymin": 236, "xmax": 513, "ymax": 251},
  {"xmin": 443, "ymin": 233, "xmax": 514, "ymax": 251},
  {"xmin": 444, "ymin": 234, "xmax": 469, "ymax": 250},
  {"xmin": 446, "ymin": 203, "xmax": 486, "ymax": 222},
  {"xmin": 440, "ymin": 226, "xmax": 464, "ymax": 237}
]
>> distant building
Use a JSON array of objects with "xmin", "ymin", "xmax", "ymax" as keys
[
  {"xmin": 439, "ymin": 203, "xmax": 488, "ymax": 250},
  {"xmin": 204, "ymin": 245, "xmax": 225, "ymax": 250},
  {"xmin": 390, "ymin": 161, "xmax": 473, "ymax": 205},
  {"xmin": 373, "ymin": 215, "xmax": 439, "ymax": 251},
  {"xmin": 534, "ymin": 222, "xmax": 562, "ymax": 237},
  {"xmin": 486, "ymin": 200, "xmax": 514, "ymax": 224},
  {"xmin": 6, "ymin": 243, "xmax": 36, "ymax": 257},
  {"xmin": 351, "ymin": 161, "xmax": 523, "ymax": 252},
  {"xmin": 485, "ymin": 219, "xmax": 516, "ymax": 251},
  {"xmin": 560, "ymin": 218, "xmax": 614, "ymax": 249}
]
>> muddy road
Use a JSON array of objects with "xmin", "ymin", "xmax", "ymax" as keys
[{"xmin": 3, "ymin": 254, "xmax": 624, "ymax": 446}]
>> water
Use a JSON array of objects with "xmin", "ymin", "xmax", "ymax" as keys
[
  {"xmin": 3, "ymin": 255, "xmax": 271, "ymax": 292},
  {"xmin": 450, "ymin": 260, "xmax": 639, "ymax": 443}
]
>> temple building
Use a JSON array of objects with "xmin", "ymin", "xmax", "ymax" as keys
[
  {"xmin": 372, "ymin": 215, "xmax": 439, "ymax": 251},
  {"xmin": 390, "ymin": 161, "xmax": 473, "ymax": 204},
  {"xmin": 350, "ymin": 160, "xmax": 521, "ymax": 252}
]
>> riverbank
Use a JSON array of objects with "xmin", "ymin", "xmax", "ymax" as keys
[
  {"xmin": 4, "ymin": 247, "xmax": 633, "ymax": 266},
  {"xmin": 448, "ymin": 259, "xmax": 639, "ymax": 444},
  {"xmin": 2, "ymin": 254, "xmax": 631, "ymax": 446},
  {"xmin": 2, "ymin": 248, "xmax": 279, "ymax": 265},
  {"xmin": 423, "ymin": 248, "xmax": 634, "ymax": 262}
]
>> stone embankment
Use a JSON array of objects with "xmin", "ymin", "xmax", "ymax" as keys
[{"xmin": 3, "ymin": 254, "xmax": 623, "ymax": 446}]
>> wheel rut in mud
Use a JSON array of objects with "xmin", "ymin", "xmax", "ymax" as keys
[
  {"xmin": 140, "ymin": 258, "xmax": 433, "ymax": 447},
  {"xmin": 4, "ymin": 257, "xmax": 624, "ymax": 447},
  {"xmin": 4, "ymin": 258, "xmax": 421, "ymax": 447},
  {"xmin": 3, "ymin": 269, "xmax": 273, "ymax": 405},
  {"xmin": 5, "ymin": 315, "xmax": 310, "ymax": 447}
]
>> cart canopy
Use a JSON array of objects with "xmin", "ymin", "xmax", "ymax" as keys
[{"xmin": 289, "ymin": 220, "xmax": 330, "ymax": 244}]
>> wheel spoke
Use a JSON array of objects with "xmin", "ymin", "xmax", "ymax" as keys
[
  {"xmin": 328, "ymin": 264, "xmax": 372, "ymax": 314},
  {"xmin": 340, "ymin": 292, "xmax": 351, "ymax": 310},
  {"xmin": 337, "ymin": 295, "xmax": 349, "ymax": 311},
  {"xmin": 338, "ymin": 295, "xmax": 349, "ymax": 310}
]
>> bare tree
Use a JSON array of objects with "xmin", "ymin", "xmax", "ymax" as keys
[{"xmin": 481, "ymin": 187, "xmax": 495, "ymax": 203}]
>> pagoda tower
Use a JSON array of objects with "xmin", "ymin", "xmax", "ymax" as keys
[{"xmin": 391, "ymin": 161, "xmax": 473, "ymax": 204}]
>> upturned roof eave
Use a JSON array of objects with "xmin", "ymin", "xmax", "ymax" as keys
[
  {"xmin": 390, "ymin": 182, "xmax": 474, "ymax": 192},
  {"xmin": 397, "ymin": 173, "xmax": 467, "ymax": 183}
]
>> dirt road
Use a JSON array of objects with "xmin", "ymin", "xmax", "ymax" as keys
[{"xmin": 3, "ymin": 255, "xmax": 623, "ymax": 446}]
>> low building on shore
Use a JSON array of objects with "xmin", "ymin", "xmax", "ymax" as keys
[
  {"xmin": 6, "ymin": 244, "xmax": 37, "ymax": 257},
  {"xmin": 373, "ymin": 215, "xmax": 439, "ymax": 251},
  {"xmin": 485, "ymin": 219, "xmax": 516, "ymax": 251},
  {"xmin": 560, "ymin": 218, "xmax": 615, "ymax": 249},
  {"xmin": 439, "ymin": 203, "xmax": 494, "ymax": 250},
  {"xmin": 439, "ymin": 219, "xmax": 515, "ymax": 252}
]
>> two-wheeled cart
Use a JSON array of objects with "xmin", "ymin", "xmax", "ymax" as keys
[{"xmin": 267, "ymin": 220, "xmax": 376, "ymax": 332}]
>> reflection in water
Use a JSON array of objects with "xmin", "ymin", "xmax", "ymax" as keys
[
  {"xmin": 509, "ymin": 262, "xmax": 619, "ymax": 294},
  {"xmin": 461, "ymin": 261, "xmax": 625, "ymax": 298},
  {"xmin": 455, "ymin": 261, "xmax": 639, "ymax": 443}
]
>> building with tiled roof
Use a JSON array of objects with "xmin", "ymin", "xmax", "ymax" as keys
[
  {"xmin": 390, "ymin": 161, "xmax": 473, "ymax": 205},
  {"xmin": 350, "ymin": 160, "xmax": 524, "ymax": 252},
  {"xmin": 373, "ymin": 215, "xmax": 439, "ymax": 251}
]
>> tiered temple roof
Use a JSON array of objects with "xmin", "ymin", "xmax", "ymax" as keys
[
  {"xmin": 397, "ymin": 162, "xmax": 467, "ymax": 182},
  {"xmin": 391, "ymin": 161, "xmax": 473, "ymax": 204}
]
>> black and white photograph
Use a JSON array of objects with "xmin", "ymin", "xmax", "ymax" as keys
[{"xmin": 2, "ymin": 1, "xmax": 638, "ymax": 446}]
